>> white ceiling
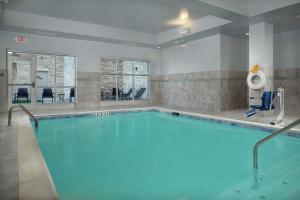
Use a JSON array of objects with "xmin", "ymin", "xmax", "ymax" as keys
[
  {"xmin": 2, "ymin": 0, "xmax": 300, "ymax": 48},
  {"xmin": 198, "ymin": 0, "xmax": 300, "ymax": 17},
  {"xmin": 5, "ymin": 0, "xmax": 206, "ymax": 34}
]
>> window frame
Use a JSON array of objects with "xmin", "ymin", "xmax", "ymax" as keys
[
  {"xmin": 36, "ymin": 54, "xmax": 77, "ymax": 104},
  {"xmin": 100, "ymin": 57, "xmax": 150, "ymax": 101},
  {"xmin": 8, "ymin": 50, "xmax": 77, "ymax": 105}
]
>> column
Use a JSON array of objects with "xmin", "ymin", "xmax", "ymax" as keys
[{"xmin": 249, "ymin": 22, "xmax": 274, "ymax": 108}]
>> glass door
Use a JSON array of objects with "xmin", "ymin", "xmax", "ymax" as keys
[
  {"xmin": 7, "ymin": 50, "xmax": 77, "ymax": 109},
  {"xmin": 35, "ymin": 54, "xmax": 56, "ymax": 104},
  {"xmin": 7, "ymin": 50, "xmax": 36, "ymax": 109},
  {"xmin": 133, "ymin": 61, "xmax": 149, "ymax": 100}
]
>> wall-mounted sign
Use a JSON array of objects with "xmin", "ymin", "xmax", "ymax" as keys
[{"xmin": 14, "ymin": 35, "xmax": 29, "ymax": 44}]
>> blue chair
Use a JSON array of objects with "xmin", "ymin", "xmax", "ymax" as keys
[
  {"xmin": 42, "ymin": 88, "xmax": 54, "ymax": 103},
  {"xmin": 112, "ymin": 88, "xmax": 122, "ymax": 100},
  {"xmin": 122, "ymin": 88, "xmax": 133, "ymax": 100},
  {"xmin": 134, "ymin": 88, "xmax": 146, "ymax": 100},
  {"xmin": 69, "ymin": 88, "xmax": 75, "ymax": 102},
  {"xmin": 15, "ymin": 88, "xmax": 29, "ymax": 103}
]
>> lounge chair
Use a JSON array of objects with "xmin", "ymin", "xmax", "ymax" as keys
[
  {"xmin": 134, "ymin": 88, "xmax": 146, "ymax": 100},
  {"xmin": 112, "ymin": 88, "xmax": 122, "ymax": 100},
  {"xmin": 122, "ymin": 88, "xmax": 133, "ymax": 100},
  {"xmin": 15, "ymin": 88, "xmax": 29, "ymax": 103},
  {"xmin": 42, "ymin": 88, "xmax": 54, "ymax": 103}
]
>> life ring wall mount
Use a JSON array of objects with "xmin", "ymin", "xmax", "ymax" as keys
[{"xmin": 247, "ymin": 71, "xmax": 266, "ymax": 90}]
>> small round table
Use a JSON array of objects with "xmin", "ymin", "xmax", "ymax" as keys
[{"xmin": 58, "ymin": 93, "xmax": 65, "ymax": 103}]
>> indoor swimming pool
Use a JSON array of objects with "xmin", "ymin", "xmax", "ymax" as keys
[{"xmin": 33, "ymin": 111, "xmax": 300, "ymax": 200}]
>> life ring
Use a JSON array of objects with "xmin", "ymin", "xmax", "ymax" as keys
[{"xmin": 247, "ymin": 71, "xmax": 266, "ymax": 90}]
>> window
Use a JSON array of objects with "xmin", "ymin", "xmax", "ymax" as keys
[
  {"xmin": 9, "ymin": 52, "xmax": 76, "ymax": 105},
  {"xmin": 100, "ymin": 58, "xmax": 149, "ymax": 101},
  {"xmin": 55, "ymin": 56, "xmax": 76, "ymax": 103},
  {"xmin": 36, "ymin": 55, "xmax": 76, "ymax": 103}
]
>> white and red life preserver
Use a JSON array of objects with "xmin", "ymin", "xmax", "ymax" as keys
[{"xmin": 247, "ymin": 71, "xmax": 266, "ymax": 90}]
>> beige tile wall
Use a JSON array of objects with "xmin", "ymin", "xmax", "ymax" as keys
[
  {"xmin": 76, "ymin": 72, "xmax": 100, "ymax": 108},
  {"xmin": 150, "ymin": 71, "xmax": 248, "ymax": 112},
  {"xmin": 0, "ymin": 69, "xmax": 297, "ymax": 113},
  {"xmin": 150, "ymin": 69, "xmax": 299, "ymax": 113},
  {"xmin": 274, "ymin": 68, "xmax": 300, "ymax": 114}
]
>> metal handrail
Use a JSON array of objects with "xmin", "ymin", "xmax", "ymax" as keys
[
  {"xmin": 253, "ymin": 119, "xmax": 300, "ymax": 170},
  {"xmin": 8, "ymin": 105, "xmax": 39, "ymax": 128}
]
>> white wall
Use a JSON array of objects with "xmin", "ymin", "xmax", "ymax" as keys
[
  {"xmin": 0, "ymin": 31, "xmax": 161, "ymax": 75},
  {"xmin": 160, "ymin": 34, "xmax": 249, "ymax": 74},
  {"xmin": 274, "ymin": 30, "xmax": 300, "ymax": 69},
  {"xmin": 159, "ymin": 29, "xmax": 300, "ymax": 76},
  {"xmin": 160, "ymin": 34, "xmax": 221, "ymax": 74},
  {"xmin": 220, "ymin": 34, "xmax": 248, "ymax": 71}
]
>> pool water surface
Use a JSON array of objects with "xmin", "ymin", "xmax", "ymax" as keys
[{"xmin": 34, "ymin": 111, "xmax": 300, "ymax": 200}]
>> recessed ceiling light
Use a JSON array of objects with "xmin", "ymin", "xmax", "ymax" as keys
[
  {"xmin": 156, "ymin": 46, "xmax": 161, "ymax": 49},
  {"xmin": 245, "ymin": 33, "xmax": 250, "ymax": 36},
  {"xmin": 7, "ymin": 51, "xmax": 13, "ymax": 55},
  {"xmin": 180, "ymin": 9, "xmax": 189, "ymax": 20},
  {"xmin": 167, "ymin": 8, "xmax": 190, "ymax": 26}
]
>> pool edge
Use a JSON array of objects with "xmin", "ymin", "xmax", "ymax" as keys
[
  {"xmin": 18, "ymin": 116, "xmax": 58, "ymax": 200},
  {"xmin": 155, "ymin": 107, "xmax": 300, "ymax": 135},
  {"xmin": 34, "ymin": 106, "xmax": 300, "ymax": 134},
  {"xmin": 21, "ymin": 106, "xmax": 299, "ymax": 199}
]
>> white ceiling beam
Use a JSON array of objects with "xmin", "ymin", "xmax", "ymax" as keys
[{"xmin": 3, "ymin": 10, "xmax": 156, "ymax": 45}]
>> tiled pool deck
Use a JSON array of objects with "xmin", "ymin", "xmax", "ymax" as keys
[{"xmin": 0, "ymin": 105, "xmax": 299, "ymax": 199}]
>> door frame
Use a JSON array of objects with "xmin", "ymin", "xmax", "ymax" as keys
[
  {"xmin": 6, "ymin": 49, "xmax": 77, "ymax": 111},
  {"xmin": 7, "ymin": 49, "xmax": 37, "ymax": 110}
]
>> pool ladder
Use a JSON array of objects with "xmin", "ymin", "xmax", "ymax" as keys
[
  {"xmin": 253, "ymin": 118, "xmax": 300, "ymax": 170},
  {"xmin": 8, "ymin": 105, "xmax": 39, "ymax": 128}
]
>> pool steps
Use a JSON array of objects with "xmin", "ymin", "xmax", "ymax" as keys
[
  {"xmin": 253, "ymin": 119, "xmax": 300, "ymax": 170},
  {"xmin": 215, "ymin": 154, "xmax": 300, "ymax": 200}
]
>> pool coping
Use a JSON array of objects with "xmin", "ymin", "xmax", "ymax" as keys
[
  {"xmin": 155, "ymin": 107, "xmax": 300, "ymax": 135},
  {"xmin": 34, "ymin": 106, "xmax": 300, "ymax": 134},
  {"xmin": 17, "ymin": 116, "xmax": 58, "ymax": 200},
  {"xmin": 18, "ymin": 106, "xmax": 300, "ymax": 199}
]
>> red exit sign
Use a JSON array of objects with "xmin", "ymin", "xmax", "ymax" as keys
[{"xmin": 14, "ymin": 35, "xmax": 29, "ymax": 44}]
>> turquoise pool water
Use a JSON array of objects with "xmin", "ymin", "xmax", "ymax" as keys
[{"xmin": 34, "ymin": 111, "xmax": 300, "ymax": 200}]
